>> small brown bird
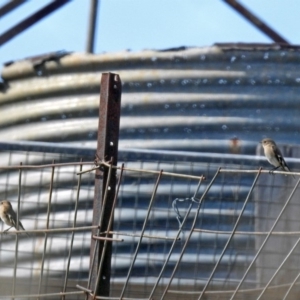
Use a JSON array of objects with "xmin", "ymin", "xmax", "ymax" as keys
[
  {"xmin": 261, "ymin": 138, "xmax": 295, "ymax": 178},
  {"xmin": 0, "ymin": 200, "xmax": 29, "ymax": 236}
]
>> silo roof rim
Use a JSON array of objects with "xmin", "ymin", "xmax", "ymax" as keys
[{"xmin": 2, "ymin": 43, "xmax": 300, "ymax": 81}]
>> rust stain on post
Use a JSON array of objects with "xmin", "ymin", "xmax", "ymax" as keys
[{"xmin": 90, "ymin": 73, "xmax": 121, "ymax": 297}]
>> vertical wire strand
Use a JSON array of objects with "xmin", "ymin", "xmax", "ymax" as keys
[
  {"xmin": 16, "ymin": 163, "xmax": 22, "ymax": 231},
  {"xmin": 229, "ymin": 177, "xmax": 300, "ymax": 300},
  {"xmin": 256, "ymin": 235, "xmax": 300, "ymax": 299},
  {"xmin": 12, "ymin": 163, "xmax": 22, "ymax": 297},
  {"xmin": 282, "ymin": 271, "xmax": 300, "ymax": 300},
  {"xmin": 93, "ymin": 164, "xmax": 125, "ymax": 296},
  {"xmin": 62, "ymin": 160, "xmax": 83, "ymax": 299},
  {"xmin": 37, "ymin": 162, "xmax": 55, "ymax": 299},
  {"xmin": 197, "ymin": 168, "xmax": 262, "ymax": 300},
  {"xmin": 160, "ymin": 168, "xmax": 221, "ymax": 300},
  {"xmin": 86, "ymin": 163, "xmax": 113, "ymax": 295},
  {"xmin": 148, "ymin": 178, "xmax": 204, "ymax": 299},
  {"xmin": 118, "ymin": 170, "xmax": 163, "ymax": 299}
]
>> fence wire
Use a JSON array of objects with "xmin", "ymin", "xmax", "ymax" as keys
[{"xmin": 0, "ymin": 147, "xmax": 300, "ymax": 300}]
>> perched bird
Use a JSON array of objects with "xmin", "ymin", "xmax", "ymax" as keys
[
  {"xmin": 261, "ymin": 138, "xmax": 294, "ymax": 178},
  {"xmin": 0, "ymin": 200, "xmax": 29, "ymax": 236}
]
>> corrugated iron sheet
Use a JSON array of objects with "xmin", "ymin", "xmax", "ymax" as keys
[{"xmin": 1, "ymin": 44, "xmax": 300, "ymax": 153}]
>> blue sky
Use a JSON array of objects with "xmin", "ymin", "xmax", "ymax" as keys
[{"xmin": 0, "ymin": 0, "xmax": 299, "ymax": 68}]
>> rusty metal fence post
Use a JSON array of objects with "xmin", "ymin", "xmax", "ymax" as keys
[{"xmin": 89, "ymin": 73, "xmax": 122, "ymax": 298}]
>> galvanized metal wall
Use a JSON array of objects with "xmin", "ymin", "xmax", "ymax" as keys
[{"xmin": 2, "ymin": 45, "xmax": 300, "ymax": 153}]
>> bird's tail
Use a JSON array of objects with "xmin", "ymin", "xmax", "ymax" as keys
[
  {"xmin": 283, "ymin": 164, "xmax": 296, "ymax": 179},
  {"xmin": 19, "ymin": 221, "xmax": 30, "ymax": 237}
]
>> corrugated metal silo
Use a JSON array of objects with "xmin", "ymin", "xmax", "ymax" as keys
[{"xmin": 0, "ymin": 44, "xmax": 298, "ymax": 151}]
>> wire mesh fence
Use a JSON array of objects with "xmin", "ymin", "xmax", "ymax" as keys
[
  {"xmin": 105, "ymin": 156, "xmax": 300, "ymax": 300},
  {"xmin": 0, "ymin": 143, "xmax": 300, "ymax": 299},
  {"xmin": 0, "ymin": 148, "xmax": 95, "ymax": 299}
]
